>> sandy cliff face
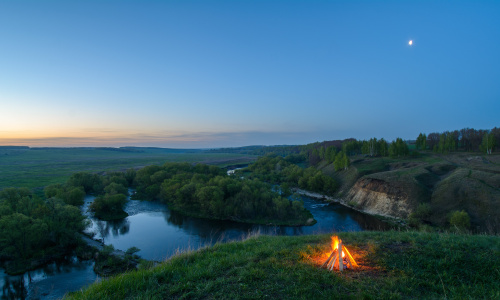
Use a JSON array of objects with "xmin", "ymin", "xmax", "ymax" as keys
[{"xmin": 344, "ymin": 178, "xmax": 414, "ymax": 219}]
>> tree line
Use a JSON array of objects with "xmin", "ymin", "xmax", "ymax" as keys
[
  {"xmin": 248, "ymin": 155, "xmax": 339, "ymax": 196},
  {"xmin": 303, "ymin": 127, "xmax": 499, "ymax": 166},
  {"xmin": 416, "ymin": 127, "xmax": 499, "ymax": 154},
  {"xmin": 214, "ymin": 127, "xmax": 499, "ymax": 168}
]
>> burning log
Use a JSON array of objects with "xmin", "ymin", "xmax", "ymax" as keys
[{"xmin": 321, "ymin": 236, "xmax": 358, "ymax": 272}]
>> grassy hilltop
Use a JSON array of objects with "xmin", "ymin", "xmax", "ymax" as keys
[{"xmin": 66, "ymin": 231, "xmax": 499, "ymax": 299}]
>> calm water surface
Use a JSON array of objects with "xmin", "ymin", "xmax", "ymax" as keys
[{"xmin": 1, "ymin": 193, "xmax": 388, "ymax": 299}]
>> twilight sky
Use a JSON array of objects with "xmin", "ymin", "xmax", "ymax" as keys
[{"xmin": 1, "ymin": 1, "xmax": 499, "ymax": 148}]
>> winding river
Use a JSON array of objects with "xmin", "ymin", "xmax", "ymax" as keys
[{"xmin": 1, "ymin": 192, "xmax": 389, "ymax": 299}]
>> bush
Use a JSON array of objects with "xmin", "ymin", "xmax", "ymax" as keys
[
  {"xmin": 413, "ymin": 203, "xmax": 432, "ymax": 220},
  {"xmin": 407, "ymin": 216, "xmax": 421, "ymax": 228},
  {"xmin": 449, "ymin": 210, "xmax": 471, "ymax": 230},
  {"xmin": 89, "ymin": 194, "xmax": 128, "ymax": 220}
]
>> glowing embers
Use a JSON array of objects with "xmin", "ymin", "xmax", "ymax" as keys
[{"xmin": 321, "ymin": 236, "xmax": 358, "ymax": 272}]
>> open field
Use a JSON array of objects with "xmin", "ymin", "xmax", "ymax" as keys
[
  {"xmin": 0, "ymin": 147, "xmax": 256, "ymax": 191},
  {"xmin": 66, "ymin": 231, "xmax": 500, "ymax": 299}
]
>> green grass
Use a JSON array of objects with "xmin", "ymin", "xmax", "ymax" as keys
[
  {"xmin": 0, "ymin": 148, "xmax": 256, "ymax": 191},
  {"xmin": 352, "ymin": 158, "xmax": 391, "ymax": 176},
  {"xmin": 65, "ymin": 231, "xmax": 500, "ymax": 300}
]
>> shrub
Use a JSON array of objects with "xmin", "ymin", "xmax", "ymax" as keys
[
  {"xmin": 449, "ymin": 210, "xmax": 471, "ymax": 230},
  {"xmin": 413, "ymin": 203, "xmax": 432, "ymax": 220},
  {"xmin": 407, "ymin": 216, "xmax": 421, "ymax": 228}
]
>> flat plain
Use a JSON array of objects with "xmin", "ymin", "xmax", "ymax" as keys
[{"xmin": 0, "ymin": 147, "xmax": 256, "ymax": 192}]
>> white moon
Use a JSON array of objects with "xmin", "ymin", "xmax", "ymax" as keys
[{"xmin": 409, "ymin": 40, "xmax": 413, "ymax": 45}]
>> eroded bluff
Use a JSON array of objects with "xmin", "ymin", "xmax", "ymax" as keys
[{"xmin": 343, "ymin": 178, "xmax": 415, "ymax": 219}]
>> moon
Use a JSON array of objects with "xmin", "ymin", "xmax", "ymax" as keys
[{"xmin": 409, "ymin": 40, "xmax": 413, "ymax": 46}]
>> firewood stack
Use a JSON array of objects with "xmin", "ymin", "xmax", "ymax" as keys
[{"xmin": 321, "ymin": 237, "xmax": 358, "ymax": 272}]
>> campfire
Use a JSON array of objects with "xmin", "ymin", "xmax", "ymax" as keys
[{"xmin": 321, "ymin": 236, "xmax": 358, "ymax": 272}]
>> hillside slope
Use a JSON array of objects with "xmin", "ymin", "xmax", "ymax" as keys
[
  {"xmin": 323, "ymin": 153, "xmax": 500, "ymax": 233},
  {"xmin": 66, "ymin": 231, "xmax": 499, "ymax": 299}
]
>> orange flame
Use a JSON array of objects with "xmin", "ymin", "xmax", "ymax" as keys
[
  {"xmin": 330, "ymin": 236, "xmax": 345, "ymax": 257},
  {"xmin": 329, "ymin": 236, "xmax": 358, "ymax": 267}
]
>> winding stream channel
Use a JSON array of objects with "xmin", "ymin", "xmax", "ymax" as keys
[{"xmin": 1, "ymin": 192, "xmax": 389, "ymax": 299}]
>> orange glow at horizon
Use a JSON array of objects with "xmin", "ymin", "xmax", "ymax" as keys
[{"xmin": 0, "ymin": 128, "xmax": 237, "ymax": 147}]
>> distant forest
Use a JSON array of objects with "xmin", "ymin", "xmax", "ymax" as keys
[{"xmin": 209, "ymin": 127, "xmax": 499, "ymax": 162}]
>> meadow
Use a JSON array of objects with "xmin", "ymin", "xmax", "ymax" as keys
[{"xmin": 0, "ymin": 147, "xmax": 256, "ymax": 192}]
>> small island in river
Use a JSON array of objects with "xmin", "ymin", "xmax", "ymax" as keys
[{"xmin": 132, "ymin": 163, "xmax": 316, "ymax": 226}]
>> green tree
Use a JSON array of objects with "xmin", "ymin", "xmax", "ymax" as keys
[
  {"xmin": 480, "ymin": 132, "xmax": 496, "ymax": 154},
  {"xmin": 124, "ymin": 169, "xmax": 137, "ymax": 186},
  {"xmin": 309, "ymin": 148, "xmax": 320, "ymax": 165},
  {"xmin": 333, "ymin": 152, "xmax": 343, "ymax": 171},
  {"xmin": 334, "ymin": 151, "xmax": 349, "ymax": 171},
  {"xmin": 342, "ymin": 140, "xmax": 362, "ymax": 156},
  {"xmin": 44, "ymin": 185, "xmax": 85, "ymax": 206},
  {"xmin": 389, "ymin": 138, "xmax": 409, "ymax": 158},
  {"xmin": 0, "ymin": 188, "xmax": 32, "ymax": 213},
  {"xmin": 68, "ymin": 172, "xmax": 104, "ymax": 194},
  {"xmin": 89, "ymin": 194, "xmax": 128, "ymax": 220},
  {"xmin": 378, "ymin": 138, "xmax": 389, "ymax": 157},
  {"xmin": 325, "ymin": 146, "xmax": 337, "ymax": 163},
  {"xmin": 0, "ymin": 213, "xmax": 48, "ymax": 261},
  {"xmin": 342, "ymin": 152, "xmax": 350, "ymax": 170},
  {"xmin": 416, "ymin": 133, "xmax": 427, "ymax": 150},
  {"xmin": 43, "ymin": 198, "xmax": 88, "ymax": 246},
  {"xmin": 445, "ymin": 132, "xmax": 456, "ymax": 153},
  {"xmin": 65, "ymin": 187, "xmax": 85, "ymax": 206},
  {"xmin": 104, "ymin": 183, "xmax": 128, "ymax": 196},
  {"xmin": 368, "ymin": 138, "xmax": 377, "ymax": 156},
  {"xmin": 195, "ymin": 186, "xmax": 224, "ymax": 212},
  {"xmin": 318, "ymin": 146, "xmax": 325, "ymax": 160},
  {"xmin": 361, "ymin": 140, "xmax": 369, "ymax": 155},
  {"xmin": 437, "ymin": 133, "xmax": 456, "ymax": 154}
]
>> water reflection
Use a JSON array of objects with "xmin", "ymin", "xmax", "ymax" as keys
[
  {"xmin": 98, "ymin": 219, "xmax": 130, "ymax": 239},
  {"xmin": 1, "ymin": 272, "xmax": 27, "ymax": 300},
  {"xmin": 82, "ymin": 194, "xmax": 390, "ymax": 261},
  {"xmin": 165, "ymin": 210, "xmax": 184, "ymax": 227},
  {"xmin": 1, "ymin": 257, "xmax": 97, "ymax": 300}
]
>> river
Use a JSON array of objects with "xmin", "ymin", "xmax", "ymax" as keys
[{"xmin": 1, "ymin": 192, "xmax": 389, "ymax": 299}]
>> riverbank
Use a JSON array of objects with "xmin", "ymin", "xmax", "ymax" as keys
[
  {"xmin": 79, "ymin": 234, "xmax": 126, "ymax": 258},
  {"xmin": 78, "ymin": 234, "xmax": 149, "ymax": 277},
  {"xmin": 293, "ymin": 188, "xmax": 338, "ymax": 202},
  {"xmin": 292, "ymin": 188, "xmax": 405, "ymax": 228}
]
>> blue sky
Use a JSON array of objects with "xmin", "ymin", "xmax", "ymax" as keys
[{"xmin": 1, "ymin": 0, "xmax": 499, "ymax": 148}]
